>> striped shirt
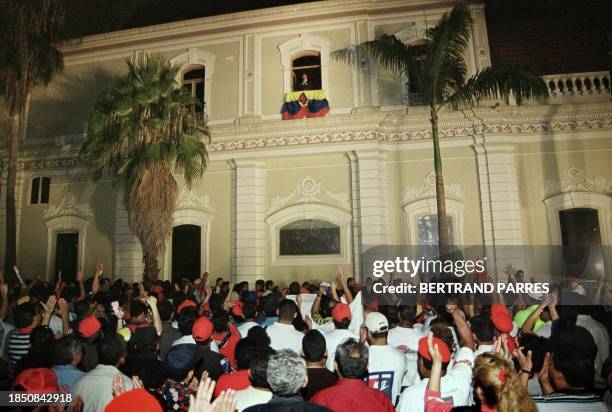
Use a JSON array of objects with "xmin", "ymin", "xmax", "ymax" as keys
[
  {"xmin": 533, "ymin": 392, "xmax": 608, "ymax": 412},
  {"xmin": 8, "ymin": 331, "xmax": 30, "ymax": 375}
]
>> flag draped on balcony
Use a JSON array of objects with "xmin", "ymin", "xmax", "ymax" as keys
[{"xmin": 281, "ymin": 89, "xmax": 330, "ymax": 120}]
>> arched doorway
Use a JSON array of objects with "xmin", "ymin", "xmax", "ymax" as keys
[{"xmin": 171, "ymin": 224, "xmax": 201, "ymax": 283}]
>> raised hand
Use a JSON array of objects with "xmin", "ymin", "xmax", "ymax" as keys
[
  {"xmin": 132, "ymin": 375, "xmax": 144, "ymax": 390},
  {"xmin": 513, "ymin": 346, "xmax": 533, "ymax": 372},
  {"xmin": 188, "ymin": 376, "xmax": 215, "ymax": 412},
  {"xmin": 76, "ymin": 271, "xmax": 84, "ymax": 283},
  {"xmin": 112, "ymin": 373, "xmax": 126, "ymax": 397},
  {"xmin": 41, "ymin": 295, "xmax": 57, "ymax": 314},
  {"xmin": 58, "ymin": 298, "xmax": 69, "ymax": 318},
  {"xmin": 426, "ymin": 331, "xmax": 443, "ymax": 364}
]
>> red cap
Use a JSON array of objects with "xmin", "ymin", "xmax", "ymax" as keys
[
  {"xmin": 192, "ymin": 317, "xmax": 214, "ymax": 341},
  {"xmin": 331, "ymin": 303, "xmax": 352, "ymax": 322},
  {"xmin": 230, "ymin": 302, "xmax": 244, "ymax": 318},
  {"xmin": 78, "ymin": 315, "xmax": 101, "ymax": 338},
  {"xmin": 14, "ymin": 368, "xmax": 57, "ymax": 393},
  {"xmin": 491, "ymin": 304, "xmax": 513, "ymax": 333},
  {"xmin": 300, "ymin": 287, "xmax": 310, "ymax": 293},
  {"xmin": 176, "ymin": 300, "xmax": 197, "ymax": 314},
  {"xmin": 105, "ymin": 388, "xmax": 162, "ymax": 412},
  {"xmin": 418, "ymin": 337, "xmax": 452, "ymax": 363}
]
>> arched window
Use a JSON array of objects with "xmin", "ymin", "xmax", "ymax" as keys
[
  {"xmin": 279, "ymin": 219, "xmax": 340, "ymax": 256},
  {"xmin": 291, "ymin": 53, "xmax": 322, "ymax": 91},
  {"xmin": 31, "ymin": 176, "xmax": 50, "ymax": 204},
  {"xmin": 417, "ymin": 214, "xmax": 455, "ymax": 246},
  {"xmin": 559, "ymin": 208, "xmax": 604, "ymax": 278},
  {"xmin": 182, "ymin": 66, "xmax": 205, "ymax": 111}
]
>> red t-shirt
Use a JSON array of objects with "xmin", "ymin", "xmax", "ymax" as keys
[
  {"xmin": 311, "ymin": 378, "xmax": 395, "ymax": 412},
  {"xmin": 213, "ymin": 323, "xmax": 241, "ymax": 369},
  {"xmin": 213, "ymin": 369, "xmax": 250, "ymax": 397}
]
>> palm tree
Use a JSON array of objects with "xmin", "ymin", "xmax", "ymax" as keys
[
  {"xmin": 0, "ymin": 0, "xmax": 66, "ymax": 279},
  {"xmin": 332, "ymin": 2, "xmax": 548, "ymax": 256},
  {"xmin": 80, "ymin": 55, "xmax": 210, "ymax": 281}
]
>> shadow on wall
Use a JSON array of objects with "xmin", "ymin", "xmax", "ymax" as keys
[
  {"xmin": 90, "ymin": 182, "xmax": 117, "ymax": 247},
  {"xmin": 26, "ymin": 68, "xmax": 121, "ymax": 140}
]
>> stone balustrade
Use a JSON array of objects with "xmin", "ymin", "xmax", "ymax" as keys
[{"xmin": 543, "ymin": 71, "xmax": 610, "ymax": 101}]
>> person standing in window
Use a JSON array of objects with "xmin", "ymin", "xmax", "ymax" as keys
[{"xmin": 300, "ymin": 73, "xmax": 313, "ymax": 90}]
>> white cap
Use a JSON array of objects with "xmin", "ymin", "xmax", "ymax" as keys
[{"xmin": 364, "ymin": 312, "xmax": 389, "ymax": 334}]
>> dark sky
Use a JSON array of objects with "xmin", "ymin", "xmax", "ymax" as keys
[{"xmin": 64, "ymin": 0, "xmax": 320, "ymax": 38}]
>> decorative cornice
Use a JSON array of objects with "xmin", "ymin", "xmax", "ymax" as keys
[
  {"xmin": 176, "ymin": 187, "xmax": 215, "ymax": 212},
  {"xmin": 268, "ymin": 175, "xmax": 350, "ymax": 215},
  {"xmin": 401, "ymin": 171, "xmax": 465, "ymax": 204},
  {"xmin": 43, "ymin": 192, "xmax": 94, "ymax": 220},
  {"xmin": 544, "ymin": 166, "xmax": 612, "ymax": 198}
]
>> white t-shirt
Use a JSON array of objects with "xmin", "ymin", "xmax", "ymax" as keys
[
  {"xmin": 237, "ymin": 321, "xmax": 259, "ymax": 338},
  {"xmin": 536, "ymin": 321, "xmax": 552, "ymax": 338},
  {"xmin": 366, "ymin": 344, "xmax": 407, "ymax": 406},
  {"xmin": 388, "ymin": 325, "xmax": 424, "ymax": 387},
  {"xmin": 473, "ymin": 343, "xmax": 494, "ymax": 359},
  {"xmin": 265, "ymin": 322, "xmax": 304, "ymax": 355},
  {"xmin": 235, "ymin": 386, "xmax": 273, "ymax": 411},
  {"xmin": 323, "ymin": 328, "xmax": 358, "ymax": 371},
  {"xmin": 397, "ymin": 347, "xmax": 474, "ymax": 412}
]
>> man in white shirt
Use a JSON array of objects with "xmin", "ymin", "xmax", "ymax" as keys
[
  {"xmin": 265, "ymin": 299, "xmax": 304, "ymax": 354},
  {"xmin": 235, "ymin": 356, "xmax": 273, "ymax": 411},
  {"xmin": 323, "ymin": 303, "xmax": 358, "ymax": 371},
  {"xmin": 397, "ymin": 304, "xmax": 475, "ymax": 412},
  {"xmin": 363, "ymin": 311, "xmax": 407, "ymax": 406},
  {"xmin": 388, "ymin": 305, "xmax": 424, "ymax": 387},
  {"xmin": 576, "ymin": 313, "xmax": 610, "ymax": 390},
  {"xmin": 237, "ymin": 302, "xmax": 259, "ymax": 338},
  {"xmin": 470, "ymin": 315, "xmax": 496, "ymax": 359},
  {"xmin": 73, "ymin": 334, "xmax": 133, "ymax": 412}
]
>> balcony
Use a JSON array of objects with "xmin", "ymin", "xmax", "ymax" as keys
[
  {"xmin": 542, "ymin": 71, "xmax": 611, "ymax": 104},
  {"xmin": 281, "ymin": 89, "xmax": 330, "ymax": 120}
]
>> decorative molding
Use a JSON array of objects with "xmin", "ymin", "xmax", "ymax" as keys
[
  {"xmin": 268, "ymin": 175, "xmax": 350, "ymax": 215},
  {"xmin": 176, "ymin": 187, "xmax": 215, "ymax": 212},
  {"xmin": 544, "ymin": 166, "xmax": 612, "ymax": 198},
  {"xmin": 401, "ymin": 171, "xmax": 465, "ymax": 204},
  {"xmin": 395, "ymin": 22, "xmax": 428, "ymax": 45},
  {"xmin": 43, "ymin": 192, "xmax": 94, "ymax": 220},
  {"xmin": 278, "ymin": 33, "xmax": 330, "ymax": 95}
]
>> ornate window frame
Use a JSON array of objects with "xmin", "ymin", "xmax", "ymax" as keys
[
  {"xmin": 402, "ymin": 198, "xmax": 464, "ymax": 245},
  {"xmin": 170, "ymin": 48, "xmax": 216, "ymax": 116},
  {"xmin": 29, "ymin": 175, "xmax": 51, "ymax": 205},
  {"xmin": 278, "ymin": 34, "xmax": 330, "ymax": 96},
  {"xmin": 266, "ymin": 203, "xmax": 351, "ymax": 266}
]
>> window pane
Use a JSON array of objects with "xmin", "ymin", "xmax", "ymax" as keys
[
  {"xmin": 559, "ymin": 208, "xmax": 603, "ymax": 278},
  {"xmin": 417, "ymin": 215, "xmax": 454, "ymax": 245},
  {"xmin": 292, "ymin": 53, "xmax": 322, "ymax": 91},
  {"xmin": 195, "ymin": 81, "xmax": 205, "ymax": 108},
  {"xmin": 279, "ymin": 219, "xmax": 340, "ymax": 255},
  {"xmin": 40, "ymin": 177, "xmax": 50, "ymax": 204},
  {"xmin": 31, "ymin": 177, "xmax": 40, "ymax": 204},
  {"xmin": 183, "ymin": 68, "xmax": 204, "ymax": 80},
  {"xmin": 292, "ymin": 54, "xmax": 321, "ymax": 68}
]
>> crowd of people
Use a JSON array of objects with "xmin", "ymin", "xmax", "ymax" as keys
[{"xmin": 0, "ymin": 264, "xmax": 611, "ymax": 412}]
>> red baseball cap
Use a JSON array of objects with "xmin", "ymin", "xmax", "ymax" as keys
[
  {"xmin": 176, "ymin": 300, "xmax": 197, "ymax": 315},
  {"xmin": 105, "ymin": 388, "xmax": 162, "ymax": 412},
  {"xmin": 78, "ymin": 315, "xmax": 101, "ymax": 338},
  {"xmin": 14, "ymin": 368, "xmax": 57, "ymax": 393},
  {"xmin": 331, "ymin": 303, "xmax": 352, "ymax": 322},
  {"xmin": 192, "ymin": 317, "xmax": 214, "ymax": 341},
  {"xmin": 418, "ymin": 337, "xmax": 452, "ymax": 363},
  {"xmin": 491, "ymin": 304, "xmax": 513, "ymax": 333}
]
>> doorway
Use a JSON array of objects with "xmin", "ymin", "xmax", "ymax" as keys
[
  {"xmin": 54, "ymin": 232, "xmax": 78, "ymax": 283},
  {"xmin": 171, "ymin": 224, "xmax": 201, "ymax": 284},
  {"xmin": 559, "ymin": 208, "xmax": 604, "ymax": 279}
]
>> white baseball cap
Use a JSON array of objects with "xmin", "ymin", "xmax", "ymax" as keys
[{"xmin": 364, "ymin": 312, "xmax": 389, "ymax": 334}]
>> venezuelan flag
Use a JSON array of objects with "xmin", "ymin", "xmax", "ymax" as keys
[{"xmin": 281, "ymin": 89, "xmax": 330, "ymax": 120}]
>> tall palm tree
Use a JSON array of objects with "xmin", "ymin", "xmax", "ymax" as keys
[
  {"xmin": 332, "ymin": 2, "xmax": 548, "ymax": 256},
  {"xmin": 80, "ymin": 55, "xmax": 210, "ymax": 281},
  {"xmin": 0, "ymin": 0, "xmax": 66, "ymax": 280}
]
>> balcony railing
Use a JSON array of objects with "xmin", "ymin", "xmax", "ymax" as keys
[{"xmin": 542, "ymin": 71, "xmax": 611, "ymax": 102}]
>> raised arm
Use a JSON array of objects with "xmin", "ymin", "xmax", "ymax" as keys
[
  {"xmin": 91, "ymin": 263, "xmax": 104, "ymax": 294},
  {"xmin": 0, "ymin": 279, "xmax": 8, "ymax": 320},
  {"xmin": 447, "ymin": 303, "xmax": 474, "ymax": 349},
  {"xmin": 521, "ymin": 293, "xmax": 550, "ymax": 335},
  {"xmin": 41, "ymin": 295, "xmax": 57, "ymax": 327},
  {"xmin": 311, "ymin": 287, "xmax": 324, "ymax": 317},
  {"xmin": 336, "ymin": 267, "xmax": 353, "ymax": 304},
  {"xmin": 76, "ymin": 271, "xmax": 86, "ymax": 300},
  {"xmin": 147, "ymin": 295, "xmax": 163, "ymax": 335}
]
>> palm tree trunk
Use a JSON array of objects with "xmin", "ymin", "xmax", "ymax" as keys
[
  {"xmin": 143, "ymin": 252, "xmax": 160, "ymax": 282},
  {"xmin": 430, "ymin": 109, "xmax": 450, "ymax": 258},
  {"xmin": 4, "ymin": 101, "xmax": 20, "ymax": 279}
]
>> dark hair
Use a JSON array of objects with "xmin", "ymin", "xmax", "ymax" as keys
[
  {"xmin": 278, "ymin": 299, "xmax": 298, "ymax": 321},
  {"xmin": 265, "ymin": 280, "xmax": 274, "ymax": 290},
  {"xmin": 243, "ymin": 302, "xmax": 257, "ymax": 320},
  {"xmin": 471, "ymin": 315, "xmax": 495, "ymax": 343},
  {"xmin": 289, "ymin": 282, "xmax": 300, "ymax": 295},
  {"xmin": 59, "ymin": 286, "xmax": 77, "ymax": 302},
  {"xmin": 212, "ymin": 311, "xmax": 230, "ymax": 333},
  {"xmin": 131, "ymin": 300, "xmax": 148, "ymax": 318},
  {"xmin": 14, "ymin": 302, "xmax": 36, "ymax": 328},
  {"xmin": 550, "ymin": 320, "xmax": 597, "ymax": 361},
  {"xmin": 302, "ymin": 330, "xmax": 326, "ymax": 362},
  {"xmin": 261, "ymin": 294, "xmax": 279, "ymax": 317},
  {"xmin": 208, "ymin": 294, "xmax": 223, "ymax": 314},
  {"xmin": 177, "ymin": 307, "xmax": 198, "ymax": 336},
  {"xmin": 157, "ymin": 300, "xmax": 174, "ymax": 322},
  {"xmin": 319, "ymin": 295, "xmax": 334, "ymax": 318},
  {"xmin": 553, "ymin": 348, "xmax": 595, "ymax": 388},
  {"xmin": 247, "ymin": 326, "xmax": 271, "ymax": 349},
  {"xmin": 235, "ymin": 338, "xmax": 259, "ymax": 370},
  {"xmin": 98, "ymin": 333, "xmax": 127, "ymax": 365},
  {"xmin": 249, "ymin": 354, "xmax": 270, "ymax": 388},
  {"xmin": 335, "ymin": 338, "xmax": 368, "ymax": 379},
  {"xmin": 255, "ymin": 280, "xmax": 265, "ymax": 291},
  {"xmin": 55, "ymin": 334, "xmax": 84, "ymax": 365},
  {"xmin": 29, "ymin": 326, "xmax": 56, "ymax": 359},
  {"xmin": 75, "ymin": 299, "xmax": 91, "ymax": 318},
  {"xmin": 398, "ymin": 305, "xmax": 416, "ymax": 323},
  {"xmin": 518, "ymin": 334, "xmax": 549, "ymax": 374}
]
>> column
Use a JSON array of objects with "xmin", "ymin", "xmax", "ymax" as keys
[
  {"xmin": 230, "ymin": 159, "xmax": 266, "ymax": 284},
  {"xmin": 348, "ymin": 149, "xmax": 391, "ymax": 278},
  {"xmin": 473, "ymin": 144, "xmax": 525, "ymax": 279}
]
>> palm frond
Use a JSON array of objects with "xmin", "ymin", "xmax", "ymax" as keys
[{"xmin": 446, "ymin": 64, "xmax": 549, "ymax": 108}]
